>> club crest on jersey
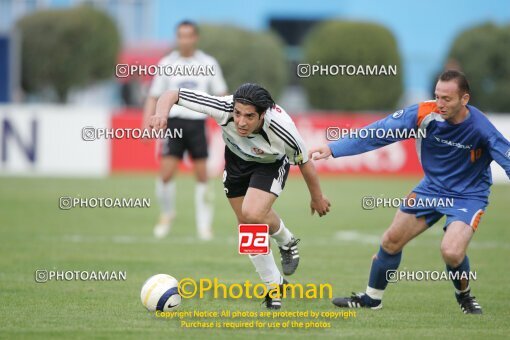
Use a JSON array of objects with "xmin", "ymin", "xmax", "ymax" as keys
[
  {"xmin": 252, "ymin": 147, "xmax": 264, "ymax": 155},
  {"xmin": 392, "ymin": 109, "xmax": 404, "ymax": 119}
]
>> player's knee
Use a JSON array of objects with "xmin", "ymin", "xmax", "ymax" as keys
[
  {"xmin": 236, "ymin": 216, "xmax": 249, "ymax": 225},
  {"xmin": 381, "ymin": 230, "xmax": 404, "ymax": 254},
  {"xmin": 440, "ymin": 245, "xmax": 464, "ymax": 267},
  {"xmin": 160, "ymin": 164, "xmax": 177, "ymax": 182},
  {"xmin": 194, "ymin": 169, "xmax": 208, "ymax": 183},
  {"xmin": 160, "ymin": 174, "xmax": 173, "ymax": 183},
  {"xmin": 241, "ymin": 207, "xmax": 264, "ymax": 224},
  {"xmin": 160, "ymin": 168, "xmax": 175, "ymax": 183},
  {"xmin": 196, "ymin": 175, "xmax": 207, "ymax": 183}
]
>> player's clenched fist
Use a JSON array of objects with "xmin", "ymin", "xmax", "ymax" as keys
[{"xmin": 149, "ymin": 115, "xmax": 168, "ymax": 130}]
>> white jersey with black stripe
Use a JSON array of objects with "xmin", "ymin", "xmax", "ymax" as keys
[{"xmin": 177, "ymin": 88, "xmax": 308, "ymax": 165}]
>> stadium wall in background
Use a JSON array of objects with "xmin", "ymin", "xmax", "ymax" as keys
[
  {"xmin": 0, "ymin": 105, "xmax": 508, "ymax": 183},
  {"xmin": 0, "ymin": 105, "xmax": 110, "ymax": 176},
  {"xmin": 111, "ymin": 110, "xmax": 423, "ymax": 177}
]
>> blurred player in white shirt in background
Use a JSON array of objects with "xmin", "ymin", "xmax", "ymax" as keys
[{"xmin": 143, "ymin": 20, "xmax": 228, "ymax": 240}]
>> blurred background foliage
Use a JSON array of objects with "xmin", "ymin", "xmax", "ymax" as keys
[
  {"xmin": 17, "ymin": 5, "xmax": 120, "ymax": 102},
  {"xmin": 448, "ymin": 23, "xmax": 510, "ymax": 112},
  {"xmin": 199, "ymin": 24, "xmax": 288, "ymax": 99},
  {"xmin": 300, "ymin": 20, "xmax": 403, "ymax": 111},
  {"xmin": 14, "ymin": 8, "xmax": 510, "ymax": 111}
]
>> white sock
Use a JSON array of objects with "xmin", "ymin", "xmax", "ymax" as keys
[
  {"xmin": 366, "ymin": 286, "xmax": 384, "ymax": 300},
  {"xmin": 156, "ymin": 179, "xmax": 175, "ymax": 217},
  {"xmin": 271, "ymin": 219, "xmax": 293, "ymax": 246},
  {"xmin": 249, "ymin": 250, "xmax": 283, "ymax": 288},
  {"xmin": 195, "ymin": 182, "xmax": 213, "ymax": 234}
]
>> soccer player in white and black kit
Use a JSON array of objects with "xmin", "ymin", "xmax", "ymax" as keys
[
  {"xmin": 150, "ymin": 83, "xmax": 331, "ymax": 309},
  {"xmin": 143, "ymin": 21, "xmax": 228, "ymax": 240}
]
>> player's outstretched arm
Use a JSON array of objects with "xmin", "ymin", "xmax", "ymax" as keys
[
  {"xmin": 150, "ymin": 90, "xmax": 179, "ymax": 130},
  {"xmin": 299, "ymin": 161, "xmax": 331, "ymax": 217},
  {"xmin": 313, "ymin": 106, "xmax": 419, "ymax": 159}
]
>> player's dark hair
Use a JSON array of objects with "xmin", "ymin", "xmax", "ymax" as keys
[
  {"xmin": 233, "ymin": 83, "xmax": 275, "ymax": 116},
  {"xmin": 176, "ymin": 20, "xmax": 199, "ymax": 35},
  {"xmin": 438, "ymin": 70, "xmax": 470, "ymax": 95}
]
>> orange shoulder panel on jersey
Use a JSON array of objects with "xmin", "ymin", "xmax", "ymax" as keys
[{"xmin": 416, "ymin": 101, "xmax": 438, "ymax": 127}]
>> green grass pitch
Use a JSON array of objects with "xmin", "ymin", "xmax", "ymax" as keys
[{"xmin": 1, "ymin": 175, "xmax": 509, "ymax": 339}]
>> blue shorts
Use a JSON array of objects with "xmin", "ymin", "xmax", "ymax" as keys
[{"xmin": 399, "ymin": 192, "xmax": 486, "ymax": 231}]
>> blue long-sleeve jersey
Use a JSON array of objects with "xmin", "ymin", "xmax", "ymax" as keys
[{"xmin": 328, "ymin": 101, "xmax": 510, "ymax": 202}]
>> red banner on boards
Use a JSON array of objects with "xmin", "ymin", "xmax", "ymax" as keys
[{"xmin": 110, "ymin": 109, "xmax": 423, "ymax": 176}]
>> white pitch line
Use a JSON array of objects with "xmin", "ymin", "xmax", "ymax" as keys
[
  {"xmin": 57, "ymin": 232, "xmax": 510, "ymax": 249},
  {"xmin": 334, "ymin": 230, "xmax": 380, "ymax": 245},
  {"xmin": 333, "ymin": 230, "xmax": 510, "ymax": 249},
  {"xmin": 60, "ymin": 234, "xmax": 237, "ymax": 245}
]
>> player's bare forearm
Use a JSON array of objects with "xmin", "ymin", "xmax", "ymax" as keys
[
  {"xmin": 299, "ymin": 161, "xmax": 322, "ymax": 199},
  {"xmin": 299, "ymin": 161, "xmax": 331, "ymax": 216},
  {"xmin": 142, "ymin": 96, "xmax": 157, "ymax": 129},
  {"xmin": 150, "ymin": 90, "xmax": 179, "ymax": 130},
  {"xmin": 155, "ymin": 90, "xmax": 179, "ymax": 117}
]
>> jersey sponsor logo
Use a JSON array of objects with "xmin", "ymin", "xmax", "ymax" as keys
[
  {"xmin": 392, "ymin": 109, "xmax": 404, "ymax": 119},
  {"xmin": 433, "ymin": 136, "xmax": 472, "ymax": 150}
]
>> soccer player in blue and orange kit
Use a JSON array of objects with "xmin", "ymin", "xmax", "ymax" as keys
[{"xmin": 309, "ymin": 70, "xmax": 510, "ymax": 314}]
